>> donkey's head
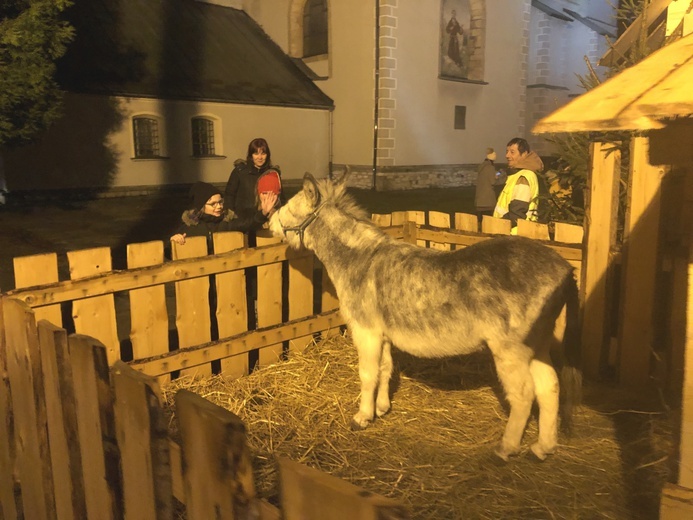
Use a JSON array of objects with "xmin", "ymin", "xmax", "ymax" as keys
[
  {"xmin": 269, "ymin": 172, "xmax": 324, "ymax": 250},
  {"xmin": 269, "ymin": 169, "xmax": 362, "ymax": 249}
]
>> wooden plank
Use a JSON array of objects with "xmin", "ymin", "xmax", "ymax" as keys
[
  {"xmin": 678, "ymin": 238, "xmax": 693, "ymax": 489},
  {"xmin": 409, "ymin": 211, "xmax": 426, "ymax": 247},
  {"xmin": 428, "ymin": 211, "xmax": 451, "ymax": 250},
  {"xmin": 278, "ymin": 457, "xmax": 410, "ymax": 520},
  {"xmin": 256, "ymin": 234, "xmax": 284, "ymax": 366},
  {"xmin": 172, "ymin": 236, "xmax": 212, "ymax": 377},
  {"xmin": 390, "ymin": 211, "xmax": 408, "ymax": 226},
  {"xmin": 127, "ymin": 242, "xmax": 169, "ymax": 365},
  {"xmin": 371, "ymin": 213, "xmax": 392, "ymax": 227},
  {"xmin": 169, "ymin": 440, "xmax": 185, "ymax": 504},
  {"xmin": 0, "ymin": 298, "xmax": 19, "ymax": 520},
  {"xmin": 481, "ymin": 215, "xmax": 511, "ymax": 235},
  {"xmin": 67, "ymin": 247, "xmax": 120, "ymax": 365},
  {"xmin": 111, "ymin": 361, "xmax": 172, "ymax": 520},
  {"xmin": 618, "ymin": 137, "xmax": 666, "ymax": 386},
  {"xmin": 2, "ymin": 298, "xmax": 56, "ymax": 520},
  {"xmin": 454, "ymin": 212, "xmax": 478, "ymax": 233},
  {"xmin": 176, "ymin": 390, "xmax": 256, "ymax": 520},
  {"xmin": 8, "ymin": 242, "xmax": 311, "ymax": 309},
  {"xmin": 288, "ymin": 250, "xmax": 315, "ymax": 354},
  {"xmin": 517, "ymin": 219, "xmax": 550, "ymax": 240},
  {"xmin": 13, "ymin": 252, "xmax": 62, "ymax": 326},
  {"xmin": 415, "ymin": 227, "xmax": 583, "ymax": 262},
  {"xmin": 37, "ymin": 321, "xmax": 87, "ymax": 520},
  {"xmin": 582, "ymin": 142, "xmax": 620, "ymax": 378},
  {"xmin": 213, "ymin": 232, "xmax": 250, "ymax": 378},
  {"xmin": 69, "ymin": 334, "xmax": 121, "ymax": 520},
  {"xmin": 660, "ymin": 482, "xmax": 693, "ymax": 520},
  {"xmin": 554, "ymin": 222, "xmax": 584, "ymax": 244},
  {"xmin": 130, "ymin": 310, "xmax": 345, "ymax": 377}
]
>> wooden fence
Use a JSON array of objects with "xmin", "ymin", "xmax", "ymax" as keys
[{"xmin": 0, "ymin": 211, "xmax": 584, "ymax": 519}]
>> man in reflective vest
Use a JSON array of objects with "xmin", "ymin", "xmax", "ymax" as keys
[{"xmin": 493, "ymin": 137, "xmax": 543, "ymax": 234}]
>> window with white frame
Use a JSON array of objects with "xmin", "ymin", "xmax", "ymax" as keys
[
  {"xmin": 303, "ymin": 0, "xmax": 328, "ymax": 57},
  {"xmin": 191, "ymin": 117, "xmax": 216, "ymax": 157},
  {"xmin": 132, "ymin": 116, "xmax": 161, "ymax": 158}
]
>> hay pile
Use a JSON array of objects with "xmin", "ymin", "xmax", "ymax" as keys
[{"xmin": 162, "ymin": 331, "xmax": 674, "ymax": 520}]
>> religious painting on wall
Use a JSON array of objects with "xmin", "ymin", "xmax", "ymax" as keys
[{"xmin": 439, "ymin": 0, "xmax": 471, "ymax": 80}]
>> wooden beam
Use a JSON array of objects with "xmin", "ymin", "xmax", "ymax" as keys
[
  {"xmin": 7, "ymin": 242, "xmax": 312, "ymax": 308},
  {"xmin": 618, "ymin": 137, "xmax": 667, "ymax": 386},
  {"xmin": 582, "ymin": 142, "xmax": 621, "ymax": 378},
  {"xmin": 129, "ymin": 310, "xmax": 345, "ymax": 377}
]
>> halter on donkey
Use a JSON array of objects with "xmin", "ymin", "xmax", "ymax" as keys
[{"xmin": 270, "ymin": 171, "xmax": 582, "ymax": 461}]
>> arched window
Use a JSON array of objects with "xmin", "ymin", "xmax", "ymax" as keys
[
  {"xmin": 191, "ymin": 117, "xmax": 216, "ymax": 157},
  {"xmin": 132, "ymin": 116, "xmax": 160, "ymax": 158},
  {"xmin": 303, "ymin": 0, "xmax": 328, "ymax": 58}
]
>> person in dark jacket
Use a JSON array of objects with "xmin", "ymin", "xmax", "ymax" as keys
[
  {"xmin": 474, "ymin": 147, "xmax": 506, "ymax": 226},
  {"xmin": 170, "ymin": 181, "xmax": 277, "ymax": 246},
  {"xmin": 224, "ymin": 138, "xmax": 283, "ymax": 221}
]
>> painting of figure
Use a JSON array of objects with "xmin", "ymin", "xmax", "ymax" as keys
[{"xmin": 440, "ymin": 0, "xmax": 471, "ymax": 80}]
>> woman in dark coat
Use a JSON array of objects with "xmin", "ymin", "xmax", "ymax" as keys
[
  {"xmin": 224, "ymin": 137, "xmax": 283, "ymax": 220},
  {"xmin": 170, "ymin": 181, "xmax": 277, "ymax": 246}
]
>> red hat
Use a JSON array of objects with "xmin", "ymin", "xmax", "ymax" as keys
[{"xmin": 257, "ymin": 170, "xmax": 281, "ymax": 195}]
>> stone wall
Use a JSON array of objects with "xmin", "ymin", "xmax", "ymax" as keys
[{"xmin": 332, "ymin": 164, "xmax": 481, "ymax": 191}]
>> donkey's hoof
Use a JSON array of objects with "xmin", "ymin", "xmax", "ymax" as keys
[
  {"xmin": 529, "ymin": 442, "xmax": 554, "ymax": 461},
  {"xmin": 375, "ymin": 404, "xmax": 391, "ymax": 418},
  {"xmin": 350, "ymin": 413, "xmax": 372, "ymax": 431},
  {"xmin": 494, "ymin": 443, "xmax": 520, "ymax": 462}
]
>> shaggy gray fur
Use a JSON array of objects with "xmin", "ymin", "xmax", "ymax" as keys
[{"xmin": 270, "ymin": 172, "xmax": 582, "ymax": 461}]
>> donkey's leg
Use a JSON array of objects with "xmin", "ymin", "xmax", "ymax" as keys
[
  {"xmin": 491, "ymin": 344, "xmax": 535, "ymax": 461},
  {"xmin": 351, "ymin": 324, "xmax": 384, "ymax": 430},
  {"xmin": 375, "ymin": 339, "xmax": 393, "ymax": 417},
  {"xmin": 529, "ymin": 355, "xmax": 559, "ymax": 460}
]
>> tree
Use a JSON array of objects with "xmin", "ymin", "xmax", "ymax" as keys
[
  {"xmin": 0, "ymin": 0, "xmax": 74, "ymax": 148},
  {"xmin": 537, "ymin": 0, "xmax": 663, "ymax": 237}
]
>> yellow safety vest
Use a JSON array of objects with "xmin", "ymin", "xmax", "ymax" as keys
[{"xmin": 493, "ymin": 169, "xmax": 539, "ymax": 235}]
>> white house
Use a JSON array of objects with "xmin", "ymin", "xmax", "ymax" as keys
[{"xmin": 1, "ymin": 0, "xmax": 619, "ymax": 193}]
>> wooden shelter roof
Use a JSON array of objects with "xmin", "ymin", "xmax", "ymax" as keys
[{"xmin": 532, "ymin": 32, "xmax": 693, "ymax": 133}]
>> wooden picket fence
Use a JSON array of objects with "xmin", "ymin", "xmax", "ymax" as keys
[{"xmin": 0, "ymin": 211, "xmax": 584, "ymax": 519}]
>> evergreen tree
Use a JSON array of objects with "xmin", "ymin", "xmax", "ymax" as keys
[
  {"xmin": 537, "ymin": 0, "xmax": 674, "ymax": 238},
  {"xmin": 0, "ymin": 0, "xmax": 74, "ymax": 147}
]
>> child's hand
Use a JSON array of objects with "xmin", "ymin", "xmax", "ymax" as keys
[
  {"xmin": 259, "ymin": 192, "xmax": 278, "ymax": 215},
  {"xmin": 170, "ymin": 233, "xmax": 187, "ymax": 245}
]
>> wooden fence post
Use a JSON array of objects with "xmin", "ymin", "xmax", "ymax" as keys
[
  {"xmin": 2, "ymin": 297, "xmax": 56, "ymax": 520},
  {"xmin": 214, "ymin": 232, "xmax": 250, "ymax": 378},
  {"xmin": 0, "ymin": 297, "xmax": 19, "ymax": 520},
  {"xmin": 582, "ymin": 142, "xmax": 620, "ymax": 378},
  {"xmin": 37, "ymin": 320, "xmax": 87, "ymax": 520},
  {"xmin": 172, "ymin": 236, "xmax": 213, "ymax": 377},
  {"xmin": 256, "ymin": 233, "xmax": 284, "ymax": 366},
  {"xmin": 176, "ymin": 389, "xmax": 256, "ymax": 520},
  {"xmin": 67, "ymin": 247, "xmax": 120, "ymax": 365},
  {"xmin": 69, "ymin": 334, "xmax": 121, "ymax": 520},
  {"xmin": 13, "ymin": 253, "xmax": 61, "ymax": 326},
  {"xmin": 618, "ymin": 137, "xmax": 667, "ymax": 386},
  {"xmin": 111, "ymin": 361, "xmax": 172, "ymax": 520},
  {"xmin": 127, "ymin": 241, "xmax": 170, "ymax": 384},
  {"xmin": 278, "ymin": 457, "xmax": 409, "ymax": 520}
]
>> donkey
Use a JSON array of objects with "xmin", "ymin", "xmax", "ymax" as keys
[{"xmin": 269, "ymin": 172, "xmax": 582, "ymax": 460}]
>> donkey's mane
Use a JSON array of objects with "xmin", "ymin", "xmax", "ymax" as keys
[{"xmin": 316, "ymin": 176, "xmax": 370, "ymax": 221}]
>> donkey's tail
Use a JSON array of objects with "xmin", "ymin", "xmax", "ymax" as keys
[{"xmin": 560, "ymin": 274, "xmax": 582, "ymax": 434}]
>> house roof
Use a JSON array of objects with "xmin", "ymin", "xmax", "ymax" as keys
[
  {"xmin": 57, "ymin": 0, "xmax": 333, "ymax": 110},
  {"xmin": 532, "ymin": 31, "xmax": 693, "ymax": 133}
]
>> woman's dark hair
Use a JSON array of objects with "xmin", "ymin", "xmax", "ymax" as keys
[{"xmin": 246, "ymin": 137, "xmax": 271, "ymax": 167}]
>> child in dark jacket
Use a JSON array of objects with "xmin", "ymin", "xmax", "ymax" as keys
[{"xmin": 170, "ymin": 181, "xmax": 277, "ymax": 246}]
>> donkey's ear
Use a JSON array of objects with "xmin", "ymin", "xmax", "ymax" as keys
[
  {"xmin": 330, "ymin": 166, "xmax": 351, "ymax": 186},
  {"xmin": 302, "ymin": 172, "xmax": 320, "ymax": 207}
]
